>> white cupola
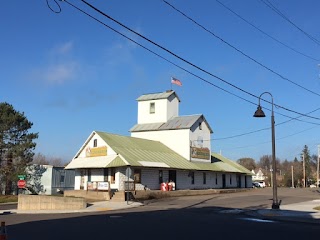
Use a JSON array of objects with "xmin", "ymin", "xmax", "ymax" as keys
[{"xmin": 136, "ymin": 90, "xmax": 180, "ymax": 124}]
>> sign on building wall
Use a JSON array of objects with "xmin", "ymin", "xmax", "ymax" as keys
[
  {"xmin": 191, "ymin": 147, "xmax": 210, "ymax": 160},
  {"xmin": 87, "ymin": 181, "xmax": 109, "ymax": 191},
  {"xmin": 97, "ymin": 182, "xmax": 109, "ymax": 190},
  {"xmin": 86, "ymin": 146, "xmax": 107, "ymax": 157}
]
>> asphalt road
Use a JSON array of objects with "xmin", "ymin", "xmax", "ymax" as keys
[{"xmin": 1, "ymin": 188, "xmax": 319, "ymax": 240}]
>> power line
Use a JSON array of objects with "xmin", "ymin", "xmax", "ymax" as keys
[
  {"xmin": 220, "ymin": 125, "xmax": 318, "ymax": 151},
  {"xmin": 260, "ymin": 0, "xmax": 320, "ymax": 46},
  {"xmin": 212, "ymin": 107, "xmax": 320, "ymax": 141},
  {"xmin": 162, "ymin": 0, "xmax": 320, "ymax": 98},
  {"xmin": 215, "ymin": 0, "xmax": 319, "ymax": 62},
  {"xmin": 76, "ymin": 0, "xmax": 320, "ymax": 121},
  {"xmin": 54, "ymin": 0, "xmax": 320, "ymax": 123},
  {"xmin": 46, "ymin": 0, "xmax": 61, "ymax": 13}
]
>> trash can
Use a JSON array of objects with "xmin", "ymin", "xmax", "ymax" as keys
[{"xmin": 160, "ymin": 182, "xmax": 168, "ymax": 191}]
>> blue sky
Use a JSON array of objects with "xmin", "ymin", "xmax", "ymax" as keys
[{"xmin": 2, "ymin": 0, "xmax": 320, "ymax": 164}]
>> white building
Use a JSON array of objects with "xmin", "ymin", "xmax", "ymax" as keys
[
  {"xmin": 26, "ymin": 164, "xmax": 75, "ymax": 195},
  {"xmin": 65, "ymin": 90, "xmax": 252, "ymax": 195},
  {"xmin": 252, "ymin": 169, "xmax": 266, "ymax": 182}
]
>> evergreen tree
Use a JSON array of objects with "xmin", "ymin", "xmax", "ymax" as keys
[
  {"xmin": 0, "ymin": 102, "xmax": 38, "ymax": 194},
  {"xmin": 301, "ymin": 145, "xmax": 311, "ymax": 186}
]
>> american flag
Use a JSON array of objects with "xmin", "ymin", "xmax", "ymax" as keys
[{"xmin": 171, "ymin": 77, "xmax": 182, "ymax": 86}]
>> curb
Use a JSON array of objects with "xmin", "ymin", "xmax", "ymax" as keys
[{"xmin": 244, "ymin": 210, "xmax": 320, "ymax": 225}]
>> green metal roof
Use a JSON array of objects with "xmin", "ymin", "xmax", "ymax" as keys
[
  {"xmin": 211, "ymin": 153, "xmax": 253, "ymax": 175},
  {"xmin": 94, "ymin": 131, "xmax": 252, "ymax": 175},
  {"xmin": 106, "ymin": 156, "xmax": 128, "ymax": 168},
  {"xmin": 96, "ymin": 131, "xmax": 197, "ymax": 170}
]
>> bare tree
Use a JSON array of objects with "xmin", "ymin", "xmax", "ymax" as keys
[
  {"xmin": 32, "ymin": 153, "xmax": 49, "ymax": 165},
  {"xmin": 32, "ymin": 153, "xmax": 66, "ymax": 167},
  {"xmin": 236, "ymin": 157, "xmax": 256, "ymax": 171}
]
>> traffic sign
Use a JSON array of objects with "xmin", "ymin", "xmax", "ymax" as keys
[
  {"xmin": 18, "ymin": 175, "xmax": 26, "ymax": 180},
  {"xmin": 17, "ymin": 180, "xmax": 26, "ymax": 189}
]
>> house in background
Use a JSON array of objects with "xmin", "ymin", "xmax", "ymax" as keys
[
  {"xmin": 65, "ymin": 90, "xmax": 252, "ymax": 196},
  {"xmin": 251, "ymin": 168, "xmax": 266, "ymax": 187},
  {"xmin": 252, "ymin": 168, "xmax": 266, "ymax": 182}
]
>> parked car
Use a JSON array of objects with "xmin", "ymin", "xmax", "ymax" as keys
[
  {"xmin": 252, "ymin": 181, "xmax": 266, "ymax": 188},
  {"xmin": 252, "ymin": 182, "xmax": 260, "ymax": 188},
  {"xmin": 258, "ymin": 181, "xmax": 266, "ymax": 188}
]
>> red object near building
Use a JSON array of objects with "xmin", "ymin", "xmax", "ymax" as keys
[
  {"xmin": 17, "ymin": 180, "xmax": 26, "ymax": 189},
  {"xmin": 160, "ymin": 182, "xmax": 168, "ymax": 191}
]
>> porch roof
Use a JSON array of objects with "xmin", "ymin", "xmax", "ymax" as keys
[{"xmin": 65, "ymin": 155, "xmax": 125, "ymax": 169}]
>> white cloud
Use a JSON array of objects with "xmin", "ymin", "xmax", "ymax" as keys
[
  {"xmin": 58, "ymin": 41, "xmax": 73, "ymax": 54},
  {"xmin": 43, "ymin": 61, "xmax": 78, "ymax": 85},
  {"xmin": 53, "ymin": 41, "xmax": 74, "ymax": 55},
  {"xmin": 30, "ymin": 41, "xmax": 79, "ymax": 85}
]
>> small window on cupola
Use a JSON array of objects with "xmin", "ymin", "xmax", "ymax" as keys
[
  {"xmin": 150, "ymin": 102, "xmax": 155, "ymax": 114},
  {"xmin": 93, "ymin": 139, "xmax": 97, "ymax": 147},
  {"xmin": 199, "ymin": 122, "xmax": 202, "ymax": 130}
]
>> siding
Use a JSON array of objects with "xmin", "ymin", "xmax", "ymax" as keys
[
  {"xmin": 73, "ymin": 167, "xmax": 252, "ymax": 191},
  {"xmin": 52, "ymin": 168, "xmax": 75, "ymax": 194}
]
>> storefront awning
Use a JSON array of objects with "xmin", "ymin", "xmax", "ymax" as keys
[{"xmin": 65, "ymin": 155, "xmax": 125, "ymax": 169}]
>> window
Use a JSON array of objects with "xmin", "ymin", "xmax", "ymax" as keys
[
  {"xmin": 159, "ymin": 170, "xmax": 163, "ymax": 184},
  {"xmin": 134, "ymin": 169, "xmax": 141, "ymax": 183},
  {"xmin": 199, "ymin": 122, "xmax": 202, "ymax": 130},
  {"xmin": 230, "ymin": 175, "xmax": 232, "ymax": 185},
  {"xmin": 190, "ymin": 172, "xmax": 195, "ymax": 185},
  {"xmin": 60, "ymin": 174, "xmax": 65, "ymax": 183},
  {"xmin": 150, "ymin": 102, "xmax": 155, "ymax": 114},
  {"xmin": 203, "ymin": 172, "xmax": 206, "ymax": 184},
  {"xmin": 110, "ymin": 168, "xmax": 116, "ymax": 184},
  {"xmin": 215, "ymin": 174, "xmax": 218, "ymax": 185},
  {"xmin": 93, "ymin": 139, "xmax": 97, "ymax": 147}
]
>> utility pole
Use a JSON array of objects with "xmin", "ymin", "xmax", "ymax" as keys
[
  {"xmin": 291, "ymin": 165, "xmax": 294, "ymax": 188},
  {"xmin": 270, "ymin": 164, "xmax": 273, "ymax": 187},
  {"xmin": 302, "ymin": 153, "xmax": 306, "ymax": 188},
  {"xmin": 317, "ymin": 145, "xmax": 320, "ymax": 188}
]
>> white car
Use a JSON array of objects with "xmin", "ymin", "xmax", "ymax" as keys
[
  {"xmin": 258, "ymin": 181, "xmax": 266, "ymax": 188},
  {"xmin": 253, "ymin": 181, "xmax": 266, "ymax": 188}
]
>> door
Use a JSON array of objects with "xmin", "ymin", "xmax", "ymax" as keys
[
  {"xmin": 222, "ymin": 174, "xmax": 226, "ymax": 188},
  {"xmin": 169, "ymin": 170, "xmax": 177, "ymax": 188},
  {"xmin": 237, "ymin": 175, "xmax": 241, "ymax": 188}
]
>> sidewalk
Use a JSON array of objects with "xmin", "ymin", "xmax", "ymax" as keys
[
  {"xmin": 250, "ymin": 199, "xmax": 320, "ymax": 224},
  {"xmin": 0, "ymin": 201, "xmax": 144, "ymax": 214}
]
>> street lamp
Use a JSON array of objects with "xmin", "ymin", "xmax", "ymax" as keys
[{"xmin": 253, "ymin": 92, "xmax": 280, "ymax": 210}]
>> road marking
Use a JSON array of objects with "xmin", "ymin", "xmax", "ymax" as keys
[
  {"xmin": 239, "ymin": 218, "xmax": 275, "ymax": 223},
  {"xmin": 109, "ymin": 215, "xmax": 123, "ymax": 218},
  {"xmin": 219, "ymin": 209, "xmax": 244, "ymax": 214}
]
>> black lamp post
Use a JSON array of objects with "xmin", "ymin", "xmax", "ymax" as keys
[{"xmin": 253, "ymin": 92, "xmax": 280, "ymax": 210}]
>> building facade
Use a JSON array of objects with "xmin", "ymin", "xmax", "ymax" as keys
[
  {"xmin": 26, "ymin": 164, "xmax": 75, "ymax": 195},
  {"xmin": 65, "ymin": 90, "xmax": 252, "ymax": 193}
]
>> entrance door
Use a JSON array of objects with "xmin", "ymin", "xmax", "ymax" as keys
[
  {"xmin": 169, "ymin": 170, "xmax": 177, "ymax": 188},
  {"xmin": 237, "ymin": 175, "xmax": 241, "ymax": 188},
  {"xmin": 222, "ymin": 174, "xmax": 226, "ymax": 188}
]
